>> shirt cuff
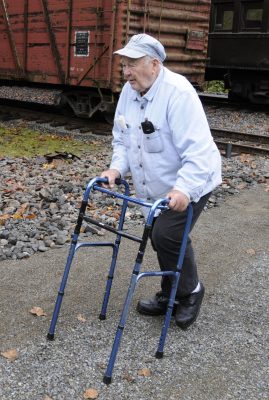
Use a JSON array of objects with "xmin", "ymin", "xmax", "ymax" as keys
[{"xmin": 172, "ymin": 186, "xmax": 191, "ymax": 202}]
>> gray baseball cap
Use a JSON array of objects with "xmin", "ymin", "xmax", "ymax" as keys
[{"xmin": 114, "ymin": 34, "xmax": 166, "ymax": 62}]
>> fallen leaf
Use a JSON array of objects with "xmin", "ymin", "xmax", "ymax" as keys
[
  {"xmin": 4, "ymin": 178, "xmax": 16, "ymax": 185},
  {"xmin": 246, "ymin": 248, "xmax": 256, "ymax": 255},
  {"xmin": 12, "ymin": 212, "xmax": 24, "ymax": 219},
  {"xmin": 96, "ymin": 362, "xmax": 106, "ymax": 370},
  {"xmin": 43, "ymin": 395, "xmax": 53, "ymax": 400},
  {"xmin": 83, "ymin": 388, "xmax": 99, "ymax": 399},
  {"xmin": 1, "ymin": 348, "xmax": 19, "ymax": 361},
  {"xmin": 122, "ymin": 372, "xmax": 135, "ymax": 382},
  {"xmin": 0, "ymin": 214, "xmax": 10, "ymax": 225},
  {"xmin": 237, "ymin": 183, "xmax": 247, "ymax": 190},
  {"xmin": 25, "ymin": 213, "xmax": 37, "ymax": 219},
  {"xmin": 77, "ymin": 314, "xmax": 86, "ymax": 322},
  {"xmin": 17, "ymin": 203, "xmax": 29, "ymax": 215},
  {"xmin": 30, "ymin": 306, "xmax": 47, "ymax": 317},
  {"xmin": 240, "ymin": 154, "xmax": 252, "ymax": 163},
  {"xmin": 137, "ymin": 367, "xmax": 151, "ymax": 377},
  {"xmin": 42, "ymin": 163, "xmax": 56, "ymax": 170}
]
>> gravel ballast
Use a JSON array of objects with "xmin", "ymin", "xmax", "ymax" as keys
[{"xmin": 0, "ymin": 113, "xmax": 268, "ymax": 262}]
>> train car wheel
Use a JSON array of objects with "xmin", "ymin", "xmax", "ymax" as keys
[{"xmin": 102, "ymin": 111, "xmax": 114, "ymax": 125}]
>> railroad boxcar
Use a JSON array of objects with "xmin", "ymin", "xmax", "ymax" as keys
[
  {"xmin": 0, "ymin": 0, "xmax": 211, "ymax": 120},
  {"xmin": 205, "ymin": 0, "xmax": 269, "ymax": 104}
]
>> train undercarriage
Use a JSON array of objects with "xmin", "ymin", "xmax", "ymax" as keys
[{"xmin": 224, "ymin": 70, "xmax": 269, "ymax": 105}]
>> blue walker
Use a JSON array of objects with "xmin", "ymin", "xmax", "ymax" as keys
[{"xmin": 47, "ymin": 177, "xmax": 193, "ymax": 384}]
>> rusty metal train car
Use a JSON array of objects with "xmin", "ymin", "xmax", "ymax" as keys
[
  {"xmin": 0, "ymin": 0, "xmax": 211, "ymax": 119},
  {"xmin": 206, "ymin": 0, "xmax": 269, "ymax": 104}
]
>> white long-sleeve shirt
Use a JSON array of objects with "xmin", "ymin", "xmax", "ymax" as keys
[{"xmin": 110, "ymin": 66, "xmax": 222, "ymax": 203}]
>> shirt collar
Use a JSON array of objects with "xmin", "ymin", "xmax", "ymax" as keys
[{"xmin": 129, "ymin": 66, "xmax": 164, "ymax": 102}]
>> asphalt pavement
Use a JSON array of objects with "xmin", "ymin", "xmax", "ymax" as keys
[{"xmin": 0, "ymin": 183, "xmax": 268, "ymax": 400}]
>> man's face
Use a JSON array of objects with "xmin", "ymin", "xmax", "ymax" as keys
[{"xmin": 121, "ymin": 56, "xmax": 159, "ymax": 93}]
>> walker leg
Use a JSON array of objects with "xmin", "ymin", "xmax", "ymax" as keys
[
  {"xmin": 103, "ymin": 271, "xmax": 139, "ymax": 384},
  {"xmin": 99, "ymin": 242, "xmax": 120, "ymax": 320},
  {"xmin": 100, "ymin": 199, "xmax": 128, "ymax": 320},
  {"xmin": 47, "ymin": 242, "xmax": 77, "ymax": 340},
  {"xmin": 156, "ymin": 204, "xmax": 193, "ymax": 355},
  {"xmin": 155, "ymin": 273, "xmax": 179, "ymax": 358},
  {"xmin": 47, "ymin": 198, "xmax": 88, "ymax": 340},
  {"xmin": 103, "ymin": 224, "xmax": 151, "ymax": 383}
]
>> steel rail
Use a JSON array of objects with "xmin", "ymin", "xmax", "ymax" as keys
[
  {"xmin": 211, "ymin": 128, "xmax": 269, "ymax": 145},
  {"xmin": 214, "ymin": 139, "xmax": 269, "ymax": 156},
  {"xmin": 211, "ymin": 128, "xmax": 269, "ymax": 155}
]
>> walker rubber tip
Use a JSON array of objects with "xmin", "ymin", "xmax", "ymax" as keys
[
  {"xmin": 155, "ymin": 351, "xmax": 163, "ymax": 359},
  {"xmin": 103, "ymin": 375, "xmax": 112, "ymax": 385},
  {"xmin": 47, "ymin": 333, "xmax": 55, "ymax": 341},
  {"xmin": 99, "ymin": 314, "xmax": 106, "ymax": 321}
]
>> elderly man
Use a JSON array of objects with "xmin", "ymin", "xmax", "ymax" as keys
[{"xmin": 101, "ymin": 34, "xmax": 222, "ymax": 329}]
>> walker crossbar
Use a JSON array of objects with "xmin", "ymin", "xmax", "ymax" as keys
[
  {"xmin": 46, "ymin": 176, "xmax": 193, "ymax": 384},
  {"xmin": 83, "ymin": 216, "xmax": 143, "ymax": 243}
]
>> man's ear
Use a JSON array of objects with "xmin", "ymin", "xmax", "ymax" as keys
[{"xmin": 152, "ymin": 58, "xmax": 160, "ymax": 72}]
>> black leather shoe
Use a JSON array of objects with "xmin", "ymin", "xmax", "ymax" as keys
[
  {"xmin": 175, "ymin": 283, "xmax": 205, "ymax": 329},
  {"xmin": 137, "ymin": 292, "xmax": 170, "ymax": 316}
]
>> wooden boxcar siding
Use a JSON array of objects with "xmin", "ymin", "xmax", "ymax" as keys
[
  {"xmin": 0, "ymin": 0, "xmax": 210, "ymax": 92},
  {"xmin": 0, "ymin": 0, "xmax": 116, "ymax": 86}
]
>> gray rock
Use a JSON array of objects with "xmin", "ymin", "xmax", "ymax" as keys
[
  {"xmin": 0, "ymin": 230, "xmax": 9, "ymax": 239},
  {"xmin": 38, "ymin": 242, "xmax": 47, "ymax": 252},
  {"xmin": 55, "ymin": 234, "xmax": 68, "ymax": 245}
]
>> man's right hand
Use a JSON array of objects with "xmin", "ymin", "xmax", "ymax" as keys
[{"xmin": 100, "ymin": 169, "xmax": 121, "ymax": 189}]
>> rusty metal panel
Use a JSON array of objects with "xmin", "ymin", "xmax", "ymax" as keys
[
  {"xmin": 0, "ymin": 0, "xmax": 117, "ymax": 86},
  {"xmin": 0, "ymin": 1, "xmax": 26, "ymax": 78},
  {"xmin": 0, "ymin": 0, "xmax": 210, "ymax": 91},
  {"xmin": 24, "ymin": 0, "xmax": 116, "ymax": 87}
]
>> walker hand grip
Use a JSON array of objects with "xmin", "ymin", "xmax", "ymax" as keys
[
  {"xmin": 95, "ymin": 177, "xmax": 109, "ymax": 185},
  {"xmin": 95, "ymin": 177, "xmax": 122, "ymax": 186},
  {"xmin": 161, "ymin": 198, "xmax": 170, "ymax": 207},
  {"xmin": 115, "ymin": 178, "xmax": 122, "ymax": 185}
]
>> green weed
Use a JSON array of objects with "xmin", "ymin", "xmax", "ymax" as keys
[{"xmin": 0, "ymin": 126, "xmax": 101, "ymax": 158}]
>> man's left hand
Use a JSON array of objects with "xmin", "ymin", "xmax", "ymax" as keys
[{"xmin": 166, "ymin": 189, "xmax": 189, "ymax": 212}]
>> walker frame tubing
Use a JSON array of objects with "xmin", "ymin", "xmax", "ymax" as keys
[
  {"xmin": 46, "ymin": 176, "xmax": 193, "ymax": 385},
  {"xmin": 47, "ymin": 177, "xmax": 168, "ymax": 340}
]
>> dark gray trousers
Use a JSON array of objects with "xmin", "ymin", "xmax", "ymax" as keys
[{"xmin": 151, "ymin": 192, "xmax": 211, "ymax": 298}]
